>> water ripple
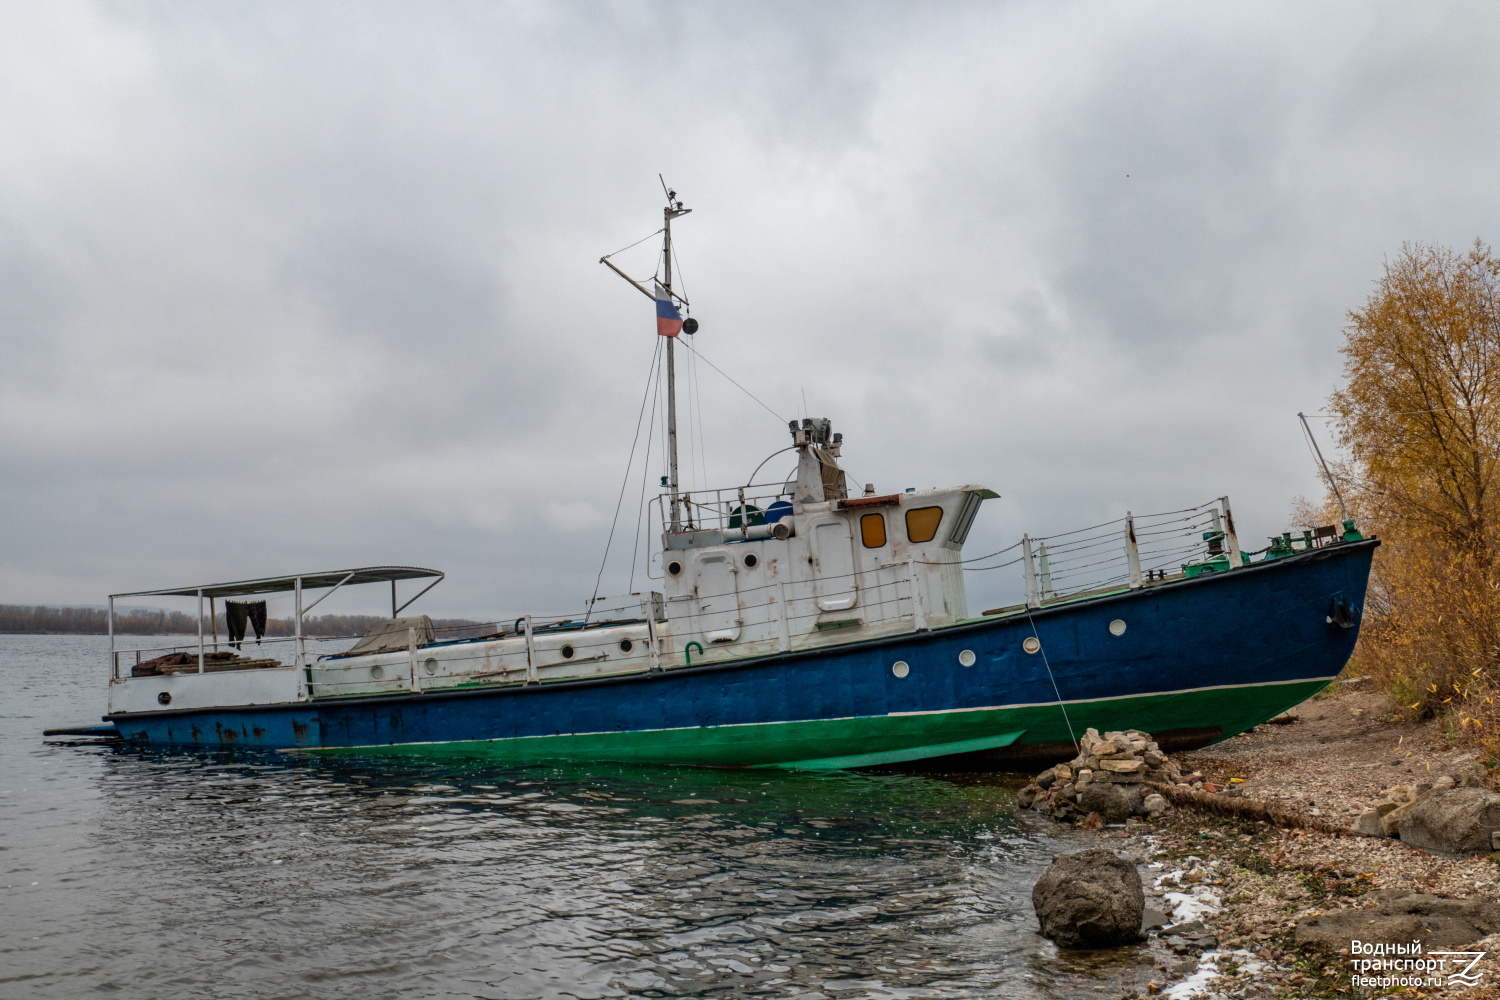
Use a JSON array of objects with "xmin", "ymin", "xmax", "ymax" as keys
[{"xmin": 3, "ymin": 635, "xmax": 1151, "ymax": 999}]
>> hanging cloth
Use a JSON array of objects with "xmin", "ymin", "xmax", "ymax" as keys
[
  {"xmin": 246, "ymin": 601, "xmax": 267, "ymax": 645},
  {"xmin": 225, "ymin": 601, "xmax": 249, "ymax": 649},
  {"xmin": 224, "ymin": 600, "xmax": 268, "ymax": 649}
]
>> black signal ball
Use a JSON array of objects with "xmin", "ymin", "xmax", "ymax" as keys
[{"xmin": 683, "ymin": 317, "xmax": 699, "ymax": 334}]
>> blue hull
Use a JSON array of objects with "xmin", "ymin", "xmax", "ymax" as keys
[{"xmin": 107, "ymin": 540, "xmax": 1376, "ymax": 763}]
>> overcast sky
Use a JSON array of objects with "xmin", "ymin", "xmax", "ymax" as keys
[{"xmin": 2, "ymin": 2, "xmax": 1498, "ymax": 621}]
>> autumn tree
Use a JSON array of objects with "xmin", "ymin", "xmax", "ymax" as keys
[{"xmin": 1331, "ymin": 240, "xmax": 1500, "ymax": 746}]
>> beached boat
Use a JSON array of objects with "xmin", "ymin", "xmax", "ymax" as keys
[{"xmin": 63, "ymin": 190, "xmax": 1377, "ymax": 767}]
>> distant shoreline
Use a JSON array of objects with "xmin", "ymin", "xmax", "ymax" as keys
[{"xmin": 0, "ymin": 604, "xmax": 481, "ymax": 638}]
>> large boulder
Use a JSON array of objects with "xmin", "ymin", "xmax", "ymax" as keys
[
  {"xmin": 1032, "ymin": 848, "xmax": 1144, "ymax": 948},
  {"xmin": 1296, "ymin": 890, "xmax": 1500, "ymax": 952},
  {"xmin": 1397, "ymin": 786, "xmax": 1500, "ymax": 854},
  {"xmin": 1078, "ymin": 781, "xmax": 1144, "ymax": 822}
]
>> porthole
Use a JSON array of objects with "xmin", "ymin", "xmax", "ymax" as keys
[
  {"xmin": 561, "ymin": 644, "xmax": 575, "ymax": 659},
  {"xmin": 157, "ymin": 691, "xmax": 172, "ymax": 705},
  {"xmin": 619, "ymin": 638, "xmax": 634, "ymax": 653},
  {"xmin": 370, "ymin": 664, "xmax": 385, "ymax": 680},
  {"xmin": 1022, "ymin": 636, "xmax": 1041, "ymax": 655},
  {"xmin": 1108, "ymin": 619, "xmax": 1127, "ymax": 636},
  {"xmin": 958, "ymin": 649, "xmax": 976, "ymax": 667},
  {"xmin": 892, "ymin": 660, "xmax": 910, "ymax": 678},
  {"xmin": 667, "ymin": 560, "xmax": 683, "ymax": 576},
  {"xmin": 424, "ymin": 657, "xmax": 439, "ymax": 675},
  {"xmin": 744, "ymin": 552, "xmax": 759, "ymax": 569}
]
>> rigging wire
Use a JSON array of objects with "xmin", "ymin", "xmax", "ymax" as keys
[
  {"xmin": 683, "ymin": 341, "xmax": 706, "ymax": 490},
  {"xmin": 629, "ymin": 341, "xmax": 665, "ymax": 593},
  {"xmin": 680, "ymin": 340, "xmax": 694, "ymax": 491},
  {"xmin": 669, "ymin": 242, "xmax": 689, "ymax": 313},
  {"xmin": 601, "ymin": 229, "xmax": 665, "ymax": 262},
  {"xmin": 691, "ymin": 344, "xmax": 709, "ymax": 488},
  {"xmin": 1027, "ymin": 610, "xmax": 1079, "ymax": 754},
  {"xmin": 585, "ymin": 336, "xmax": 664, "ymax": 624},
  {"xmin": 1298, "ymin": 411, "xmax": 1350, "ymax": 520},
  {"xmin": 957, "ymin": 539, "xmax": 1024, "ymax": 564},
  {"xmin": 961, "ymin": 555, "xmax": 1025, "ymax": 572},
  {"xmin": 677, "ymin": 337, "xmax": 786, "ymax": 425}
]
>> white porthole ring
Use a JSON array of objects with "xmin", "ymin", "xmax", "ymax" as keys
[
  {"xmin": 892, "ymin": 660, "xmax": 910, "ymax": 678},
  {"xmin": 1109, "ymin": 619, "xmax": 1127, "ymax": 636},
  {"xmin": 958, "ymin": 649, "xmax": 976, "ymax": 667},
  {"xmin": 1022, "ymin": 636, "xmax": 1041, "ymax": 655},
  {"xmin": 424, "ymin": 657, "xmax": 439, "ymax": 675},
  {"xmin": 370, "ymin": 664, "xmax": 385, "ymax": 680}
]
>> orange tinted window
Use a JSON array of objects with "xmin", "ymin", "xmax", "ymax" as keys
[
  {"xmin": 860, "ymin": 513, "xmax": 887, "ymax": 548},
  {"xmin": 905, "ymin": 506, "xmax": 944, "ymax": 543}
]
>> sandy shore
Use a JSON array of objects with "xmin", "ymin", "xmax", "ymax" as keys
[{"xmin": 1032, "ymin": 681, "xmax": 1499, "ymax": 998}]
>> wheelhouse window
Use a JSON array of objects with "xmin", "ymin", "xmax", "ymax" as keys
[
  {"xmin": 905, "ymin": 506, "xmax": 944, "ymax": 543},
  {"xmin": 860, "ymin": 513, "xmax": 886, "ymax": 548}
]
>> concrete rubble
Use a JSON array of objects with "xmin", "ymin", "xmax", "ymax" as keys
[{"xmin": 1017, "ymin": 728, "xmax": 1207, "ymax": 824}]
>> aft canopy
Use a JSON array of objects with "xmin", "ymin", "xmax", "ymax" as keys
[{"xmin": 110, "ymin": 566, "xmax": 443, "ymax": 600}]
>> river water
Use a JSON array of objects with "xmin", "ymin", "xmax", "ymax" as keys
[{"xmin": 1, "ymin": 635, "xmax": 1153, "ymax": 999}]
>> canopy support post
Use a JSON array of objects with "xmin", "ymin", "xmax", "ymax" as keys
[
  {"xmin": 298, "ymin": 571, "xmax": 357, "ymax": 618},
  {"xmin": 391, "ymin": 580, "xmax": 397, "ymax": 619},
  {"xmin": 108, "ymin": 596, "xmax": 116, "ymax": 680},
  {"xmin": 197, "ymin": 589, "xmax": 205, "ymax": 673},
  {"xmin": 394, "ymin": 575, "xmax": 444, "ymax": 615},
  {"xmin": 295, "ymin": 577, "xmax": 304, "ymax": 668}
]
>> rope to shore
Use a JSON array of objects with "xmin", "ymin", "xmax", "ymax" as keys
[{"xmin": 1148, "ymin": 782, "xmax": 1377, "ymax": 838}]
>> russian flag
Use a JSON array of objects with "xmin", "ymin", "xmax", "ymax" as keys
[{"xmin": 655, "ymin": 283, "xmax": 683, "ymax": 337}]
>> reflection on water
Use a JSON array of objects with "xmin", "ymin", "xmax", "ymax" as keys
[{"xmin": 2, "ymin": 636, "xmax": 1152, "ymax": 999}]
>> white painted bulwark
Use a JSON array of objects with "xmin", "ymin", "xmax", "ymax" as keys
[{"xmin": 109, "ymin": 667, "xmax": 305, "ymax": 714}]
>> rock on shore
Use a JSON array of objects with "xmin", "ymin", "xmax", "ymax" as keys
[
  {"xmin": 1347, "ymin": 754, "xmax": 1499, "ymax": 854},
  {"xmin": 1397, "ymin": 785, "xmax": 1500, "ymax": 854},
  {"xmin": 1032, "ymin": 847, "xmax": 1145, "ymax": 948},
  {"xmin": 1296, "ymin": 889, "xmax": 1500, "ymax": 952}
]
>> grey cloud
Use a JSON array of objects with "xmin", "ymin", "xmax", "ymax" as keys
[{"xmin": 1, "ymin": 2, "xmax": 1497, "ymax": 618}]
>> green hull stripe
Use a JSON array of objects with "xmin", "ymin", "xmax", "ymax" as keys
[
  {"xmin": 765, "ymin": 729, "xmax": 1026, "ymax": 770},
  {"xmin": 302, "ymin": 677, "xmax": 1332, "ymax": 766}
]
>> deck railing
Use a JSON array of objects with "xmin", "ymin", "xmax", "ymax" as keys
[
  {"xmin": 651, "ymin": 480, "xmax": 795, "ymax": 537},
  {"xmin": 964, "ymin": 496, "xmax": 1350, "ymax": 611},
  {"xmin": 296, "ymin": 561, "xmax": 929, "ymax": 696}
]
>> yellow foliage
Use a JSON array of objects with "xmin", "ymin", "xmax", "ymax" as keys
[{"xmin": 1328, "ymin": 241, "xmax": 1500, "ymax": 757}]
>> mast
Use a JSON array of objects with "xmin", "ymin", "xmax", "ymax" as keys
[
  {"xmin": 661, "ymin": 180, "xmax": 690, "ymax": 529},
  {"xmin": 596, "ymin": 180, "xmax": 691, "ymax": 529},
  {"xmin": 664, "ymin": 199, "xmax": 679, "ymax": 529}
]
